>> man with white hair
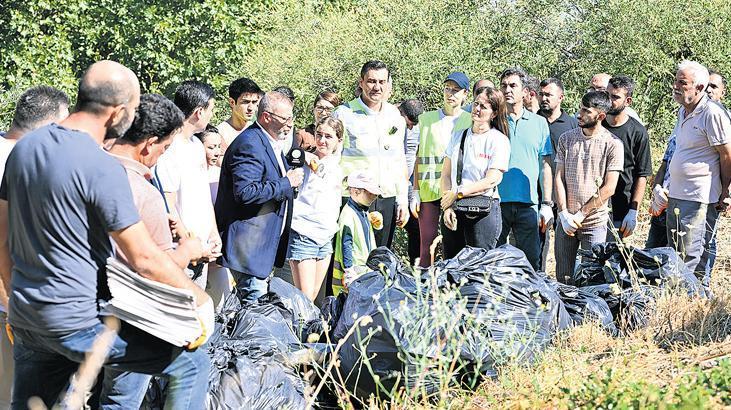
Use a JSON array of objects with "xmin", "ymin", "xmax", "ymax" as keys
[{"xmin": 658, "ymin": 60, "xmax": 731, "ymax": 286}]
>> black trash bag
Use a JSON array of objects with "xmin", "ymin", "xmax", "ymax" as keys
[
  {"xmin": 206, "ymin": 355, "xmax": 307, "ymax": 410},
  {"xmin": 436, "ymin": 245, "xmax": 570, "ymax": 377},
  {"xmin": 617, "ymin": 286, "xmax": 657, "ymax": 331},
  {"xmin": 334, "ymin": 248, "xmax": 448, "ymax": 399},
  {"xmin": 304, "ymin": 293, "xmax": 347, "ymax": 343},
  {"xmin": 576, "ymin": 243, "xmax": 704, "ymax": 297},
  {"xmin": 617, "ymin": 247, "xmax": 705, "ymax": 297},
  {"xmin": 550, "ymin": 282, "xmax": 617, "ymax": 335},
  {"xmin": 230, "ymin": 300, "xmax": 300, "ymax": 358},
  {"xmin": 581, "ymin": 284, "xmax": 658, "ymax": 332},
  {"xmin": 269, "ymin": 277, "xmax": 321, "ymax": 326}
]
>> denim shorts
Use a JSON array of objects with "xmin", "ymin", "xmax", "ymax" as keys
[{"xmin": 288, "ymin": 231, "xmax": 333, "ymax": 261}]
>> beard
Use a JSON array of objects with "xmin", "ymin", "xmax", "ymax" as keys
[
  {"xmin": 538, "ymin": 105, "xmax": 553, "ymax": 117},
  {"xmin": 607, "ymin": 105, "xmax": 625, "ymax": 116},
  {"xmin": 579, "ymin": 117, "xmax": 599, "ymax": 129},
  {"xmin": 104, "ymin": 109, "xmax": 133, "ymax": 140}
]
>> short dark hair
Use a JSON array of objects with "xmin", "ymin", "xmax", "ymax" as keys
[
  {"xmin": 195, "ymin": 124, "xmax": 221, "ymax": 144},
  {"xmin": 119, "ymin": 94, "xmax": 184, "ymax": 144},
  {"xmin": 272, "ymin": 86, "xmax": 295, "ymax": 102},
  {"xmin": 709, "ymin": 69, "xmax": 727, "ymax": 88},
  {"xmin": 173, "ymin": 80, "xmax": 215, "ymax": 118},
  {"xmin": 523, "ymin": 75, "xmax": 539, "ymax": 94},
  {"xmin": 499, "ymin": 67, "xmax": 528, "ymax": 87},
  {"xmin": 228, "ymin": 77, "xmax": 262, "ymax": 101},
  {"xmin": 398, "ymin": 99, "xmax": 424, "ymax": 124},
  {"xmin": 360, "ymin": 60, "xmax": 389, "ymax": 79},
  {"xmin": 581, "ymin": 90, "xmax": 612, "ymax": 113},
  {"xmin": 608, "ymin": 75, "xmax": 636, "ymax": 97},
  {"xmin": 10, "ymin": 85, "xmax": 69, "ymax": 131},
  {"xmin": 540, "ymin": 77, "xmax": 565, "ymax": 92}
]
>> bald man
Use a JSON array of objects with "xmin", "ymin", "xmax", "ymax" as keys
[{"xmin": 0, "ymin": 60, "xmax": 211, "ymax": 409}]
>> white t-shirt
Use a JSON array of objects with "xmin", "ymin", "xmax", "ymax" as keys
[
  {"xmin": 0, "ymin": 137, "xmax": 13, "ymax": 313},
  {"xmin": 291, "ymin": 154, "xmax": 343, "ymax": 244},
  {"xmin": 155, "ymin": 135, "xmax": 216, "ymax": 240},
  {"xmin": 445, "ymin": 128, "xmax": 511, "ymax": 199},
  {"xmin": 217, "ymin": 120, "xmax": 246, "ymax": 147}
]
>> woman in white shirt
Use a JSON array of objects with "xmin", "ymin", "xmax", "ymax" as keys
[
  {"xmin": 289, "ymin": 116, "xmax": 344, "ymax": 301},
  {"xmin": 439, "ymin": 86, "xmax": 511, "ymax": 259}
]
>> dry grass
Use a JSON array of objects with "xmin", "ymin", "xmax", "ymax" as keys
[{"xmin": 464, "ymin": 213, "xmax": 731, "ymax": 409}]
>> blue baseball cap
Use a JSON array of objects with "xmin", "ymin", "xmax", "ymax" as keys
[{"xmin": 445, "ymin": 72, "xmax": 470, "ymax": 91}]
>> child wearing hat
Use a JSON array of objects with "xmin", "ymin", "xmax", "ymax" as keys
[{"xmin": 332, "ymin": 171, "xmax": 382, "ymax": 295}]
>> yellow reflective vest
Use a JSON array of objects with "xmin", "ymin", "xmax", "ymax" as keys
[
  {"xmin": 416, "ymin": 109, "xmax": 472, "ymax": 202},
  {"xmin": 334, "ymin": 98, "xmax": 408, "ymax": 204}
]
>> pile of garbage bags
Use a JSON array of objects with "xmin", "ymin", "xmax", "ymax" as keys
[{"xmin": 146, "ymin": 241, "xmax": 695, "ymax": 407}]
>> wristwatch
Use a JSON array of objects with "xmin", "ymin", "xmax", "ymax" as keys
[{"xmin": 541, "ymin": 200, "xmax": 555, "ymax": 207}]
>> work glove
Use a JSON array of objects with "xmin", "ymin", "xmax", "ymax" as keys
[
  {"xmin": 649, "ymin": 184, "xmax": 669, "ymax": 217},
  {"xmin": 620, "ymin": 209, "xmax": 638, "ymax": 238},
  {"xmin": 188, "ymin": 298, "xmax": 214, "ymax": 350},
  {"xmin": 409, "ymin": 189, "xmax": 421, "ymax": 218},
  {"xmin": 559, "ymin": 210, "xmax": 582, "ymax": 236},
  {"xmin": 539, "ymin": 204, "xmax": 554, "ymax": 232}
]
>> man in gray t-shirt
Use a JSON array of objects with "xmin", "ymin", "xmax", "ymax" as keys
[
  {"xmin": 664, "ymin": 61, "xmax": 731, "ymax": 285},
  {"xmin": 0, "ymin": 61, "xmax": 213, "ymax": 409}
]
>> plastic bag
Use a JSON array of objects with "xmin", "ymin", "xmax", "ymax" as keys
[
  {"xmin": 206, "ymin": 355, "xmax": 307, "ymax": 410},
  {"xmin": 550, "ymin": 282, "xmax": 617, "ymax": 335},
  {"xmin": 437, "ymin": 245, "xmax": 570, "ymax": 376}
]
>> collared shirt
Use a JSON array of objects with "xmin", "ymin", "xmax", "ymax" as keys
[
  {"xmin": 556, "ymin": 127, "xmax": 624, "ymax": 227},
  {"xmin": 256, "ymin": 121, "xmax": 289, "ymax": 235},
  {"xmin": 257, "ymin": 120, "xmax": 286, "ymax": 176},
  {"xmin": 668, "ymin": 95, "xmax": 731, "ymax": 204},
  {"xmin": 498, "ymin": 108, "xmax": 552, "ymax": 204},
  {"xmin": 110, "ymin": 153, "xmax": 174, "ymax": 259},
  {"xmin": 333, "ymin": 98, "xmax": 408, "ymax": 204}
]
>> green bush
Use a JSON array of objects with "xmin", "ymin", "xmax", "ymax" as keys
[{"xmin": 0, "ymin": 0, "xmax": 271, "ymax": 129}]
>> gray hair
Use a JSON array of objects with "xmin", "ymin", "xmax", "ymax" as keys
[
  {"xmin": 258, "ymin": 91, "xmax": 292, "ymax": 119},
  {"xmin": 678, "ymin": 60, "xmax": 710, "ymax": 88}
]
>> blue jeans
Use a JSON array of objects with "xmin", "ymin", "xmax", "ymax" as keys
[
  {"xmin": 497, "ymin": 202, "xmax": 541, "ymax": 271},
  {"xmin": 441, "ymin": 199, "xmax": 503, "ymax": 259},
  {"xmin": 11, "ymin": 321, "xmax": 210, "ymax": 410},
  {"xmin": 231, "ymin": 270, "xmax": 269, "ymax": 304}
]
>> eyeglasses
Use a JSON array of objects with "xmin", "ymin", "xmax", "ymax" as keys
[
  {"xmin": 266, "ymin": 111, "xmax": 294, "ymax": 124},
  {"xmin": 314, "ymin": 105, "xmax": 333, "ymax": 113}
]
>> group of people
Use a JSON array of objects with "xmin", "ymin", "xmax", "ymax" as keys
[{"xmin": 0, "ymin": 57, "xmax": 728, "ymax": 409}]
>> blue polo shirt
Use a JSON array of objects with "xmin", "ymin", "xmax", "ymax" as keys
[{"xmin": 498, "ymin": 108, "xmax": 552, "ymax": 204}]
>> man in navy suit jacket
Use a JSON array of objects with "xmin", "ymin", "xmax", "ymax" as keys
[{"xmin": 215, "ymin": 91, "xmax": 304, "ymax": 303}]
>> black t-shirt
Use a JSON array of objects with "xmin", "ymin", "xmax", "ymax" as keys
[
  {"xmin": 602, "ymin": 116, "xmax": 652, "ymax": 219},
  {"xmin": 546, "ymin": 110, "xmax": 579, "ymax": 154}
]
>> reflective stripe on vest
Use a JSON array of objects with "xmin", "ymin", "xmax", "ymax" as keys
[
  {"xmin": 338, "ymin": 98, "xmax": 406, "ymax": 198},
  {"xmin": 333, "ymin": 204, "xmax": 375, "ymax": 296},
  {"xmin": 416, "ymin": 110, "xmax": 472, "ymax": 202}
]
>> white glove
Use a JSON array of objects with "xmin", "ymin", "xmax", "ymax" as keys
[
  {"xmin": 539, "ymin": 204, "xmax": 554, "ymax": 232},
  {"xmin": 650, "ymin": 184, "xmax": 669, "ymax": 216},
  {"xmin": 573, "ymin": 210, "xmax": 586, "ymax": 226},
  {"xmin": 188, "ymin": 298, "xmax": 214, "ymax": 349},
  {"xmin": 343, "ymin": 266, "xmax": 368, "ymax": 287},
  {"xmin": 409, "ymin": 189, "xmax": 421, "ymax": 218},
  {"xmin": 559, "ymin": 210, "xmax": 581, "ymax": 236},
  {"xmin": 620, "ymin": 209, "xmax": 638, "ymax": 237}
]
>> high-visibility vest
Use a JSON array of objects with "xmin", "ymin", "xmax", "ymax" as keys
[
  {"xmin": 416, "ymin": 110, "xmax": 472, "ymax": 202},
  {"xmin": 334, "ymin": 98, "xmax": 408, "ymax": 202},
  {"xmin": 332, "ymin": 203, "xmax": 375, "ymax": 296}
]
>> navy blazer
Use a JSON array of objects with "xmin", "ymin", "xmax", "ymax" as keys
[{"xmin": 215, "ymin": 123, "xmax": 293, "ymax": 279}]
